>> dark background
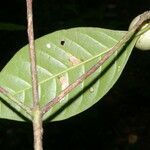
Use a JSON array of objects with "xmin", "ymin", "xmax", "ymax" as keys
[{"xmin": 0, "ymin": 0, "xmax": 150, "ymax": 149}]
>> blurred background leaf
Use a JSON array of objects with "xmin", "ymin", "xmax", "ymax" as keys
[{"xmin": 0, "ymin": 22, "xmax": 25, "ymax": 31}]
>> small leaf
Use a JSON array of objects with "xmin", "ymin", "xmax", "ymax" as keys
[{"xmin": 0, "ymin": 27, "xmax": 137, "ymax": 121}]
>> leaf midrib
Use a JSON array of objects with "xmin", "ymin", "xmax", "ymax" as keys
[{"xmin": 14, "ymin": 47, "xmax": 112, "ymax": 96}]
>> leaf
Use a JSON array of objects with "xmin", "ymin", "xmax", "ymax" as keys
[
  {"xmin": 0, "ymin": 27, "xmax": 137, "ymax": 121},
  {"xmin": 0, "ymin": 22, "xmax": 25, "ymax": 31}
]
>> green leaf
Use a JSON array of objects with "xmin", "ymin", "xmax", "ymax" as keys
[
  {"xmin": 0, "ymin": 27, "xmax": 137, "ymax": 121},
  {"xmin": 0, "ymin": 22, "xmax": 25, "ymax": 31}
]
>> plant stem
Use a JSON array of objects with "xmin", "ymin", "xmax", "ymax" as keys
[
  {"xmin": 26, "ymin": 0, "xmax": 43, "ymax": 150},
  {"xmin": 26, "ymin": 0, "xmax": 39, "ymax": 107},
  {"xmin": 32, "ymin": 106, "xmax": 43, "ymax": 150},
  {"xmin": 42, "ymin": 11, "xmax": 150, "ymax": 115},
  {"xmin": 0, "ymin": 86, "xmax": 31, "ymax": 116}
]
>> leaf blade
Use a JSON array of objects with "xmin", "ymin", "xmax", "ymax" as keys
[{"xmin": 0, "ymin": 27, "xmax": 136, "ymax": 121}]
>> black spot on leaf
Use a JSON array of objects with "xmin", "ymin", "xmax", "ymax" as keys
[{"xmin": 61, "ymin": 40, "xmax": 65, "ymax": 45}]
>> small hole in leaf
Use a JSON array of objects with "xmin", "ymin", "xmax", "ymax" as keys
[
  {"xmin": 89, "ymin": 87, "xmax": 94, "ymax": 93},
  {"xmin": 61, "ymin": 40, "xmax": 65, "ymax": 45},
  {"xmin": 46, "ymin": 43, "xmax": 51, "ymax": 48}
]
